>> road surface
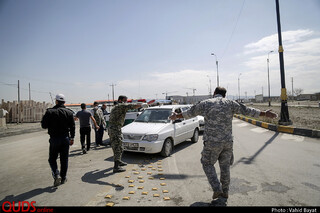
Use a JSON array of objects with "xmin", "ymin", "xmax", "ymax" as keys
[{"xmin": 0, "ymin": 118, "xmax": 319, "ymax": 206}]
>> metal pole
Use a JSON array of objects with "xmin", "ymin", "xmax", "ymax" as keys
[
  {"xmin": 267, "ymin": 57, "xmax": 271, "ymax": 107},
  {"xmin": 49, "ymin": 92, "xmax": 54, "ymax": 104},
  {"xmin": 17, "ymin": 80, "xmax": 20, "ymax": 124},
  {"xmin": 211, "ymin": 53, "xmax": 219, "ymax": 87},
  {"xmin": 238, "ymin": 73, "xmax": 241, "ymax": 101},
  {"xmin": 216, "ymin": 60, "xmax": 219, "ymax": 87},
  {"xmin": 267, "ymin": 51, "xmax": 273, "ymax": 107},
  {"xmin": 291, "ymin": 77, "xmax": 294, "ymax": 102},
  {"xmin": 29, "ymin": 82, "xmax": 31, "ymax": 101},
  {"xmin": 110, "ymin": 83, "xmax": 116, "ymax": 101},
  {"xmin": 275, "ymin": 0, "xmax": 292, "ymax": 125},
  {"xmin": 207, "ymin": 75, "xmax": 212, "ymax": 98}
]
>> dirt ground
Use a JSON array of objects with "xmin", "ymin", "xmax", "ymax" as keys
[{"xmin": 249, "ymin": 102, "xmax": 320, "ymax": 130}]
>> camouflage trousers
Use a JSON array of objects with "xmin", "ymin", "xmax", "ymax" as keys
[
  {"xmin": 108, "ymin": 128, "xmax": 123, "ymax": 162},
  {"xmin": 201, "ymin": 141, "xmax": 233, "ymax": 193}
]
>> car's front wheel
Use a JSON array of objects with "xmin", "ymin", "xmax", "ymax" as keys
[
  {"xmin": 160, "ymin": 138, "xmax": 173, "ymax": 157},
  {"xmin": 191, "ymin": 128, "xmax": 199, "ymax": 143}
]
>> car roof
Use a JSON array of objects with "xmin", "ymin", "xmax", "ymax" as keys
[{"xmin": 147, "ymin": 105, "xmax": 191, "ymax": 110}]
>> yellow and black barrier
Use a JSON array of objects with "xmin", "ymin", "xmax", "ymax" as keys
[{"xmin": 233, "ymin": 114, "xmax": 320, "ymax": 138}]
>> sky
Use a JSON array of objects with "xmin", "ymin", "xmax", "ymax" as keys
[{"xmin": 1, "ymin": 0, "xmax": 320, "ymax": 104}]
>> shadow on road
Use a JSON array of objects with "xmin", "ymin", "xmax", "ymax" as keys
[
  {"xmin": 81, "ymin": 167, "xmax": 124, "ymax": 190},
  {"xmin": 233, "ymin": 132, "xmax": 279, "ymax": 167},
  {"xmin": 172, "ymin": 140, "xmax": 197, "ymax": 155},
  {"xmin": 69, "ymin": 141, "xmax": 111, "ymax": 157},
  {"xmin": 104, "ymin": 150, "xmax": 166, "ymax": 165},
  {"xmin": 151, "ymin": 173, "xmax": 204, "ymax": 180},
  {"xmin": 190, "ymin": 197, "xmax": 228, "ymax": 207},
  {"xmin": 0, "ymin": 186, "xmax": 57, "ymax": 203}
]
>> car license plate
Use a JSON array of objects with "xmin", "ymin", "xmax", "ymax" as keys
[{"xmin": 123, "ymin": 142, "xmax": 139, "ymax": 150}]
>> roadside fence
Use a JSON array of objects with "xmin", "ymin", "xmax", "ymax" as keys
[{"xmin": 0, "ymin": 99, "xmax": 53, "ymax": 123}]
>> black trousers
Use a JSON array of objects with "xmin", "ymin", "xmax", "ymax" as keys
[
  {"xmin": 48, "ymin": 136, "xmax": 70, "ymax": 179},
  {"xmin": 95, "ymin": 124, "xmax": 104, "ymax": 145},
  {"xmin": 80, "ymin": 126, "xmax": 91, "ymax": 151}
]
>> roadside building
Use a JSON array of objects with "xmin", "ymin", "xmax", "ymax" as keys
[{"xmin": 168, "ymin": 95, "xmax": 211, "ymax": 105}]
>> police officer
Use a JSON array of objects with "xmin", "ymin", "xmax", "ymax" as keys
[
  {"xmin": 169, "ymin": 87, "xmax": 277, "ymax": 201},
  {"xmin": 41, "ymin": 94, "xmax": 75, "ymax": 187},
  {"xmin": 108, "ymin": 95, "xmax": 142, "ymax": 173}
]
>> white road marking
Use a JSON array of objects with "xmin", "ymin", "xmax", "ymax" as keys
[
  {"xmin": 250, "ymin": 127, "xmax": 269, "ymax": 133},
  {"xmin": 236, "ymin": 123, "xmax": 249, "ymax": 127},
  {"xmin": 280, "ymin": 134, "xmax": 305, "ymax": 142}
]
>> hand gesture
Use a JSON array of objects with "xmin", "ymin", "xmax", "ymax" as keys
[{"xmin": 169, "ymin": 113, "xmax": 178, "ymax": 120}]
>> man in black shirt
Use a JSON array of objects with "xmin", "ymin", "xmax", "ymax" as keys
[
  {"xmin": 41, "ymin": 94, "xmax": 75, "ymax": 187},
  {"xmin": 75, "ymin": 103, "xmax": 99, "ymax": 154}
]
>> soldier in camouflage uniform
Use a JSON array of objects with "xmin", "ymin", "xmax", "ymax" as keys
[
  {"xmin": 92, "ymin": 102, "xmax": 106, "ymax": 147},
  {"xmin": 108, "ymin": 95, "xmax": 142, "ymax": 173},
  {"xmin": 170, "ymin": 87, "xmax": 277, "ymax": 200}
]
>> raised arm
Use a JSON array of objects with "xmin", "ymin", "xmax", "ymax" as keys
[{"xmin": 90, "ymin": 115, "xmax": 100, "ymax": 130}]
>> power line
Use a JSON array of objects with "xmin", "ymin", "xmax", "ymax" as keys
[
  {"xmin": 0, "ymin": 81, "xmax": 17, "ymax": 88},
  {"xmin": 0, "ymin": 81, "xmax": 51, "ymax": 94},
  {"xmin": 221, "ymin": 0, "xmax": 246, "ymax": 59}
]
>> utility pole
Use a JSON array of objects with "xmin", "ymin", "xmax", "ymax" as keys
[
  {"xmin": 211, "ymin": 53, "xmax": 219, "ymax": 87},
  {"xmin": 207, "ymin": 75, "xmax": 212, "ymax": 98},
  {"xmin": 291, "ymin": 77, "xmax": 294, "ymax": 102},
  {"xmin": 17, "ymin": 80, "xmax": 20, "ymax": 124},
  {"xmin": 29, "ymin": 83, "xmax": 31, "ymax": 101},
  {"xmin": 110, "ymin": 83, "xmax": 116, "ymax": 101},
  {"xmin": 49, "ymin": 92, "xmax": 54, "ymax": 104},
  {"xmin": 238, "ymin": 73, "xmax": 242, "ymax": 102},
  {"xmin": 267, "ymin": 50, "xmax": 274, "ymax": 106},
  {"xmin": 275, "ymin": 0, "xmax": 292, "ymax": 125}
]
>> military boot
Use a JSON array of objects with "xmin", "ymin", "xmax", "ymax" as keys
[
  {"xmin": 113, "ymin": 161, "xmax": 126, "ymax": 173},
  {"xmin": 212, "ymin": 191, "xmax": 222, "ymax": 200},
  {"xmin": 119, "ymin": 160, "xmax": 127, "ymax": 166},
  {"xmin": 221, "ymin": 192, "xmax": 229, "ymax": 199}
]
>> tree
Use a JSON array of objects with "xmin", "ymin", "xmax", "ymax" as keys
[{"xmin": 293, "ymin": 88, "xmax": 304, "ymax": 96}]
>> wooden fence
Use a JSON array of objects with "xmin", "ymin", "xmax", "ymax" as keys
[{"xmin": 0, "ymin": 99, "xmax": 53, "ymax": 123}]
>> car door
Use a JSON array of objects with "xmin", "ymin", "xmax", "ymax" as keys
[
  {"xmin": 172, "ymin": 107, "xmax": 189, "ymax": 144},
  {"xmin": 172, "ymin": 118, "xmax": 185, "ymax": 145},
  {"xmin": 180, "ymin": 106, "xmax": 197, "ymax": 140}
]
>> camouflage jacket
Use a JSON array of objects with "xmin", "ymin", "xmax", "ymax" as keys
[
  {"xmin": 108, "ymin": 103, "xmax": 137, "ymax": 131},
  {"xmin": 93, "ymin": 107, "xmax": 106, "ymax": 127},
  {"xmin": 182, "ymin": 94, "xmax": 261, "ymax": 143}
]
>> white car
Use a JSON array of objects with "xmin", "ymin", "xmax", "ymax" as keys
[{"xmin": 121, "ymin": 105, "xmax": 200, "ymax": 157}]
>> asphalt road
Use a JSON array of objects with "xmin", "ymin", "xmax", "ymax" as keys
[{"xmin": 0, "ymin": 118, "xmax": 319, "ymax": 207}]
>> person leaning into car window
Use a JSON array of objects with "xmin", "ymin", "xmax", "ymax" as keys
[{"xmin": 108, "ymin": 95, "xmax": 143, "ymax": 173}]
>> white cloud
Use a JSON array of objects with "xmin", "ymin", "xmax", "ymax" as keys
[
  {"xmin": 66, "ymin": 29, "xmax": 320, "ymax": 102},
  {"xmin": 241, "ymin": 29, "xmax": 320, "ymax": 96},
  {"xmin": 244, "ymin": 29, "xmax": 314, "ymax": 55}
]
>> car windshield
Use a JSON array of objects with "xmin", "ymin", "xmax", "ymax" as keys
[{"xmin": 135, "ymin": 109, "xmax": 172, "ymax": 123}]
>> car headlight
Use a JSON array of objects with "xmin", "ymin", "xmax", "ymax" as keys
[{"xmin": 142, "ymin": 134, "xmax": 158, "ymax": 142}]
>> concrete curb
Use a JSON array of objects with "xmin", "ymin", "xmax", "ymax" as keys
[{"xmin": 234, "ymin": 114, "xmax": 320, "ymax": 138}]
